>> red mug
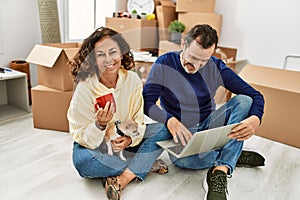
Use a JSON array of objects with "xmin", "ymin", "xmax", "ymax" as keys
[{"xmin": 94, "ymin": 93, "xmax": 116, "ymax": 112}]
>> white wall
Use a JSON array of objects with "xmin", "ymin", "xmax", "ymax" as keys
[
  {"xmin": 0, "ymin": 6, "xmax": 4, "ymax": 54},
  {"xmin": 0, "ymin": 0, "xmax": 41, "ymax": 86},
  {"xmin": 215, "ymin": 0, "xmax": 300, "ymax": 69},
  {"xmin": 0, "ymin": 0, "xmax": 299, "ymax": 86},
  {"xmin": 0, "ymin": 0, "xmax": 41, "ymax": 64}
]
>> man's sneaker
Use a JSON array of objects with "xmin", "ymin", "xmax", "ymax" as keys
[
  {"xmin": 236, "ymin": 150, "xmax": 265, "ymax": 167},
  {"xmin": 204, "ymin": 167, "xmax": 228, "ymax": 200}
]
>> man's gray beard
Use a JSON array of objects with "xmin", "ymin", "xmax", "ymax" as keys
[
  {"xmin": 180, "ymin": 53, "xmax": 197, "ymax": 74},
  {"xmin": 183, "ymin": 64, "xmax": 198, "ymax": 74}
]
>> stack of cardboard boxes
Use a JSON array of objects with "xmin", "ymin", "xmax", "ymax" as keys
[
  {"xmin": 26, "ymin": 43, "xmax": 80, "ymax": 132},
  {"xmin": 105, "ymin": 17, "xmax": 158, "ymax": 51},
  {"xmin": 177, "ymin": 0, "xmax": 221, "ymax": 37},
  {"xmin": 155, "ymin": 0, "xmax": 232, "ymax": 104},
  {"xmin": 158, "ymin": 0, "xmax": 222, "ymax": 55},
  {"xmin": 155, "ymin": 0, "xmax": 177, "ymax": 41}
]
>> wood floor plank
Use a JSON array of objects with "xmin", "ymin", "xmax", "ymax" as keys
[{"xmin": 0, "ymin": 113, "xmax": 299, "ymax": 200}]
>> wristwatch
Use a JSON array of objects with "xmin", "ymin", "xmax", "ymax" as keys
[{"xmin": 95, "ymin": 121, "xmax": 107, "ymax": 131}]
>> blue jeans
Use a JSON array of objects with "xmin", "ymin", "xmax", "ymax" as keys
[
  {"xmin": 128, "ymin": 94, "xmax": 252, "ymax": 179},
  {"xmin": 72, "ymin": 95, "xmax": 252, "ymax": 179},
  {"xmin": 72, "ymin": 127, "xmax": 160, "ymax": 178}
]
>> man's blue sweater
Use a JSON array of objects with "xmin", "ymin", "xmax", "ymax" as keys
[{"xmin": 143, "ymin": 51, "xmax": 264, "ymax": 127}]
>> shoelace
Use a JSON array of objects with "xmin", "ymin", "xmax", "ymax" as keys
[
  {"xmin": 210, "ymin": 173, "xmax": 229, "ymax": 194},
  {"xmin": 238, "ymin": 156, "xmax": 249, "ymax": 164}
]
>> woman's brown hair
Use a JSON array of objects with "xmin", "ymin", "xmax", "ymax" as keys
[{"xmin": 68, "ymin": 27, "xmax": 135, "ymax": 84}]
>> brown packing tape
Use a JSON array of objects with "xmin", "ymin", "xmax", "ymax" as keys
[{"xmin": 160, "ymin": 1, "xmax": 175, "ymax": 7}]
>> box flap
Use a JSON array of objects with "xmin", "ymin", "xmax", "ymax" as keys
[
  {"xmin": 31, "ymin": 84, "xmax": 58, "ymax": 92},
  {"xmin": 160, "ymin": 1, "xmax": 176, "ymax": 7},
  {"xmin": 64, "ymin": 48, "xmax": 79, "ymax": 60},
  {"xmin": 26, "ymin": 44, "xmax": 63, "ymax": 68},
  {"xmin": 43, "ymin": 42, "xmax": 81, "ymax": 48},
  {"xmin": 240, "ymin": 64, "xmax": 300, "ymax": 93},
  {"xmin": 227, "ymin": 59, "xmax": 246, "ymax": 64}
]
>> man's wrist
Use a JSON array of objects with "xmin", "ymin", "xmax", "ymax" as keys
[{"xmin": 95, "ymin": 121, "xmax": 107, "ymax": 131}]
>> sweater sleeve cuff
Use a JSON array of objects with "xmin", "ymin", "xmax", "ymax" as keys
[
  {"xmin": 165, "ymin": 113, "xmax": 174, "ymax": 126},
  {"xmin": 249, "ymin": 111, "xmax": 263, "ymax": 124}
]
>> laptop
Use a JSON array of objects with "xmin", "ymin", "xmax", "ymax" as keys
[{"xmin": 156, "ymin": 123, "xmax": 239, "ymax": 158}]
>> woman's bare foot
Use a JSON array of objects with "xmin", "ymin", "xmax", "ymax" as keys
[{"xmin": 118, "ymin": 168, "xmax": 137, "ymax": 188}]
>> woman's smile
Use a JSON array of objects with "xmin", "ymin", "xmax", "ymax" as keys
[{"xmin": 105, "ymin": 63, "xmax": 116, "ymax": 69}]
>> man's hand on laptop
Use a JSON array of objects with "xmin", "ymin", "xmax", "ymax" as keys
[
  {"xmin": 229, "ymin": 115, "xmax": 260, "ymax": 141},
  {"xmin": 167, "ymin": 117, "xmax": 193, "ymax": 146}
]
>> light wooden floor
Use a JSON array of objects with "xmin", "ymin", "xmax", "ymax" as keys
[{"xmin": 0, "ymin": 113, "xmax": 299, "ymax": 200}]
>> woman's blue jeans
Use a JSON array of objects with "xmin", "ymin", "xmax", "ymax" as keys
[{"xmin": 72, "ymin": 95, "xmax": 252, "ymax": 180}]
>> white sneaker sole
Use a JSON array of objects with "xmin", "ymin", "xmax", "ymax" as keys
[{"xmin": 203, "ymin": 176, "xmax": 208, "ymax": 200}]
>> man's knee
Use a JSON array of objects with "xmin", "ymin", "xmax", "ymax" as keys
[
  {"xmin": 233, "ymin": 94, "xmax": 252, "ymax": 109},
  {"xmin": 144, "ymin": 123, "xmax": 171, "ymax": 141}
]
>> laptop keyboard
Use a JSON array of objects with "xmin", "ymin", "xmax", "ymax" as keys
[{"xmin": 167, "ymin": 144, "xmax": 185, "ymax": 155}]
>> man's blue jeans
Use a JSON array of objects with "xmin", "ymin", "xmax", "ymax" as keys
[{"xmin": 72, "ymin": 95, "xmax": 252, "ymax": 180}]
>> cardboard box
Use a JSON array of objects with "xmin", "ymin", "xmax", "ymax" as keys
[
  {"xmin": 239, "ymin": 64, "xmax": 300, "ymax": 148},
  {"xmin": 213, "ymin": 46, "xmax": 237, "ymax": 63},
  {"xmin": 156, "ymin": 4, "xmax": 177, "ymax": 40},
  {"xmin": 31, "ymin": 85, "xmax": 73, "ymax": 132},
  {"xmin": 160, "ymin": 0, "xmax": 176, "ymax": 7},
  {"xmin": 155, "ymin": 0, "xmax": 176, "ymax": 7},
  {"xmin": 176, "ymin": 0, "xmax": 216, "ymax": 13},
  {"xmin": 158, "ymin": 40, "xmax": 181, "ymax": 56},
  {"xmin": 178, "ymin": 13, "xmax": 222, "ymax": 37},
  {"xmin": 105, "ymin": 17, "xmax": 158, "ymax": 50},
  {"xmin": 26, "ymin": 43, "xmax": 80, "ymax": 91},
  {"xmin": 213, "ymin": 46, "xmax": 237, "ymax": 104}
]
